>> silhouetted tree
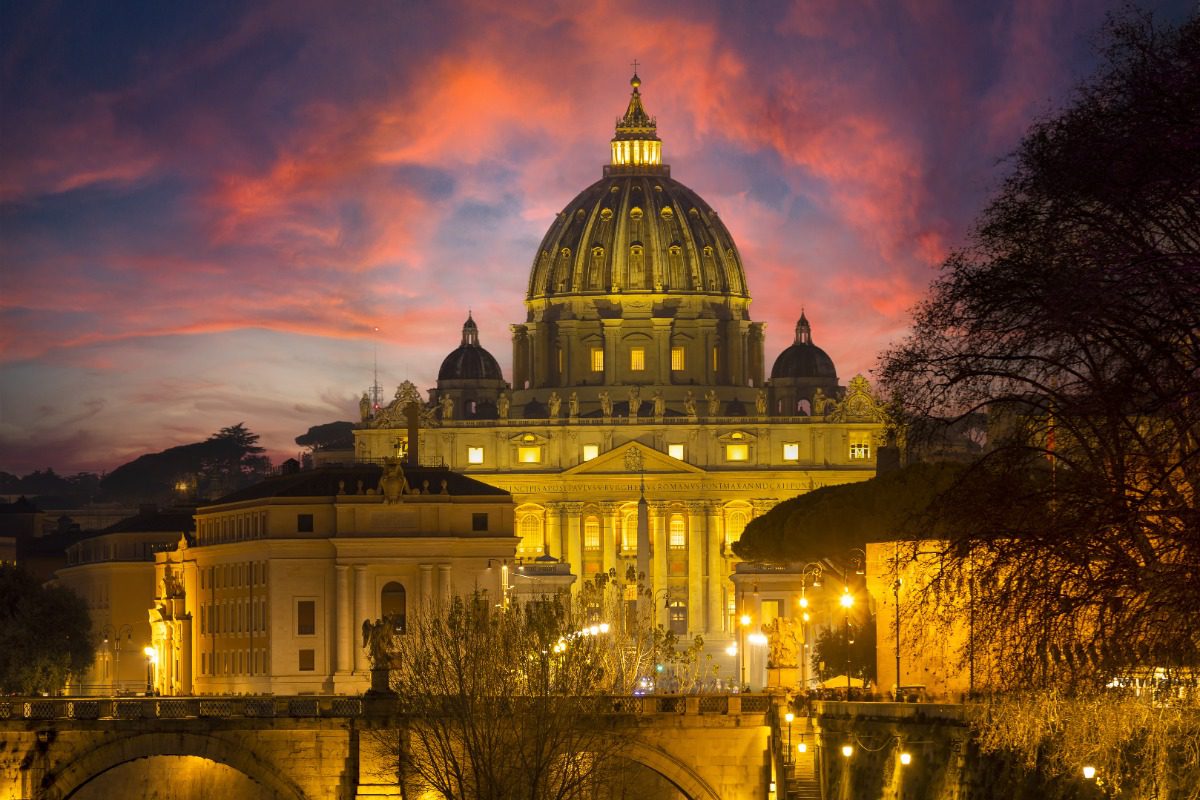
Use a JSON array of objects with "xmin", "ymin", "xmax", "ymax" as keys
[
  {"xmin": 0, "ymin": 564, "xmax": 94, "ymax": 694},
  {"xmin": 294, "ymin": 421, "xmax": 355, "ymax": 451},
  {"xmin": 880, "ymin": 10, "xmax": 1200, "ymax": 689}
]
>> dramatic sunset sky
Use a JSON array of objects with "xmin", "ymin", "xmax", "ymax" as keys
[{"xmin": 1, "ymin": 1, "xmax": 1189, "ymax": 475}]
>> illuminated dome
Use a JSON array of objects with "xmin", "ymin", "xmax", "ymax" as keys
[
  {"xmin": 525, "ymin": 74, "xmax": 748, "ymax": 301},
  {"xmin": 438, "ymin": 314, "xmax": 503, "ymax": 382},
  {"xmin": 771, "ymin": 313, "xmax": 837, "ymax": 380}
]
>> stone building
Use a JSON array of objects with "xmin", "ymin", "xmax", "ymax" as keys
[
  {"xmin": 147, "ymin": 461, "xmax": 541, "ymax": 695},
  {"xmin": 355, "ymin": 75, "xmax": 888, "ymax": 656}
]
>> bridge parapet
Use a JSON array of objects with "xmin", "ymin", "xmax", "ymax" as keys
[
  {"xmin": 0, "ymin": 695, "xmax": 365, "ymax": 723},
  {"xmin": 1, "ymin": 693, "xmax": 770, "ymax": 724}
]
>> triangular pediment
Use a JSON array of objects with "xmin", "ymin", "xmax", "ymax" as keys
[{"xmin": 563, "ymin": 440, "xmax": 706, "ymax": 476}]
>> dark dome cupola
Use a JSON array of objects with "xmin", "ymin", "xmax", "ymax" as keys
[
  {"xmin": 769, "ymin": 311, "xmax": 840, "ymax": 416},
  {"xmin": 434, "ymin": 313, "xmax": 507, "ymax": 419}
]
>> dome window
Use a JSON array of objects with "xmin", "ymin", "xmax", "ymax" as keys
[
  {"xmin": 660, "ymin": 206, "xmax": 673, "ymax": 219},
  {"xmin": 600, "ymin": 208, "xmax": 613, "ymax": 221},
  {"xmin": 630, "ymin": 207, "xmax": 643, "ymax": 220}
]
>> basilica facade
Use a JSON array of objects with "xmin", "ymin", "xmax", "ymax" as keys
[{"xmin": 355, "ymin": 75, "xmax": 888, "ymax": 649}]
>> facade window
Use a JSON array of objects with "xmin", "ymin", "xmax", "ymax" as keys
[
  {"xmin": 297, "ymin": 514, "xmax": 314, "ymax": 533},
  {"xmin": 472, "ymin": 513, "xmax": 489, "ymax": 532},
  {"xmin": 298, "ymin": 649, "xmax": 315, "ymax": 672},
  {"xmin": 582, "ymin": 444, "xmax": 599, "ymax": 461},
  {"xmin": 296, "ymin": 600, "xmax": 316, "ymax": 636},
  {"xmin": 621, "ymin": 512, "xmax": 638, "ymax": 552},
  {"xmin": 518, "ymin": 446, "xmax": 542, "ymax": 464},
  {"xmin": 583, "ymin": 516, "xmax": 601, "ymax": 551},
  {"xmin": 667, "ymin": 444, "xmax": 685, "ymax": 461},
  {"xmin": 669, "ymin": 515, "xmax": 686, "ymax": 549},
  {"xmin": 590, "ymin": 348, "xmax": 604, "ymax": 372},
  {"xmin": 381, "ymin": 582, "xmax": 406, "ymax": 631},
  {"xmin": 671, "ymin": 346, "xmax": 685, "ymax": 371},
  {"xmin": 630, "ymin": 347, "xmax": 645, "ymax": 371},
  {"xmin": 782, "ymin": 443, "xmax": 800, "ymax": 461},
  {"xmin": 669, "ymin": 600, "xmax": 688, "ymax": 636},
  {"xmin": 725, "ymin": 444, "xmax": 749, "ymax": 462},
  {"xmin": 849, "ymin": 432, "xmax": 872, "ymax": 460},
  {"xmin": 725, "ymin": 509, "xmax": 749, "ymax": 550},
  {"xmin": 518, "ymin": 515, "xmax": 543, "ymax": 555},
  {"xmin": 467, "ymin": 446, "xmax": 484, "ymax": 464}
]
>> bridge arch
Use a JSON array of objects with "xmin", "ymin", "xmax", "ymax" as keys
[
  {"xmin": 619, "ymin": 740, "xmax": 721, "ymax": 800},
  {"xmin": 43, "ymin": 731, "xmax": 306, "ymax": 800}
]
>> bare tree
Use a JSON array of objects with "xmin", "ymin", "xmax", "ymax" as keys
[
  {"xmin": 880, "ymin": 9, "xmax": 1200, "ymax": 690},
  {"xmin": 370, "ymin": 592, "xmax": 640, "ymax": 800}
]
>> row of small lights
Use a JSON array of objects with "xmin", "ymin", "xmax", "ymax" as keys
[{"xmin": 551, "ymin": 622, "xmax": 611, "ymax": 654}]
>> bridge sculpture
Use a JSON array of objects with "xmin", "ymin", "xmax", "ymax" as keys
[{"xmin": 0, "ymin": 694, "xmax": 783, "ymax": 800}]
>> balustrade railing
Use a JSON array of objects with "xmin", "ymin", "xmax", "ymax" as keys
[{"xmin": 0, "ymin": 694, "xmax": 767, "ymax": 722}]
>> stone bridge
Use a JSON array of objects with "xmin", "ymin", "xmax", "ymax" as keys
[{"xmin": 0, "ymin": 695, "xmax": 776, "ymax": 800}]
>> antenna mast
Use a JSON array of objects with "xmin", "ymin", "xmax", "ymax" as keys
[{"xmin": 369, "ymin": 327, "xmax": 383, "ymax": 413}]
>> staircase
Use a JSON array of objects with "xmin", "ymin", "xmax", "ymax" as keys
[{"xmin": 784, "ymin": 715, "xmax": 822, "ymax": 800}]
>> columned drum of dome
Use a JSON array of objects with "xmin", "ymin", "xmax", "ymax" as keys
[{"xmin": 512, "ymin": 74, "xmax": 764, "ymax": 414}]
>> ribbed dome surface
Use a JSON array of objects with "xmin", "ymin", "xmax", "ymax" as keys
[
  {"xmin": 526, "ymin": 174, "xmax": 748, "ymax": 300},
  {"xmin": 770, "ymin": 343, "xmax": 837, "ymax": 380}
]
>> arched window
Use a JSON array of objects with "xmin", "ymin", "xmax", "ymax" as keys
[
  {"xmin": 725, "ymin": 509, "xmax": 750, "ymax": 552},
  {"xmin": 381, "ymin": 582, "xmax": 406, "ymax": 632},
  {"xmin": 519, "ymin": 514, "xmax": 544, "ymax": 556},
  {"xmin": 584, "ymin": 516, "xmax": 601, "ymax": 551},
  {"xmin": 669, "ymin": 515, "xmax": 687, "ymax": 549},
  {"xmin": 622, "ymin": 512, "xmax": 638, "ymax": 552}
]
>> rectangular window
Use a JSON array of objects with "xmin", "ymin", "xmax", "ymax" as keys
[
  {"xmin": 472, "ymin": 513, "xmax": 489, "ymax": 532},
  {"xmin": 782, "ymin": 443, "xmax": 800, "ymax": 461},
  {"xmin": 298, "ymin": 649, "xmax": 315, "ymax": 672},
  {"xmin": 582, "ymin": 444, "xmax": 599, "ymax": 462},
  {"xmin": 517, "ymin": 446, "xmax": 542, "ymax": 464},
  {"xmin": 667, "ymin": 444, "xmax": 685, "ymax": 461},
  {"xmin": 584, "ymin": 518, "xmax": 601, "ymax": 550},
  {"xmin": 296, "ymin": 599, "xmax": 316, "ymax": 636},
  {"xmin": 849, "ymin": 432, "xmax": 872, "ymax": 460},
  {"xmin": 630, "ymin": 347, "xmax": 645, "ymax": 371},
  {"xmin": 590, "ymin": 347, "xmax": 604, "ymax": 372},
  {"xmin": 467, "ymin": 446, "xmax": 484, "ymax": 464},
  {"xmin": 725, "ymin": 444, "xmax": 749, "ymax": 462},
  {"xmin": 762, "ymin": 599, "xmax": 782, "ymax": 626},
  {"xmin": 297, "ymin": 513, "xmax": 314, "ymax": 533},
  {"xmin": 671, "ymin": 346, "xmax": 685, "ymax": 371}
]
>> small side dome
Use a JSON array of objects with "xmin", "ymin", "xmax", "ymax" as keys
[
  {"xmin": 770, "ymin": 312, "xmax": 838, "ymax": 380},
  {"xmin": 438, "ymin": 313, "xmax": 504, "ymax": 382}
]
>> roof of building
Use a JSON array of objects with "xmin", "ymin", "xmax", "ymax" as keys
[
  {"xmin": 770, "ymin": 312, "xmax": 838, "ymax": 381},
  {"xmin": 102, "ymin": 506, "xmax": 196, "ymax": 534},
  {"xmin": 203, "ymin": 463, "xmax": 509, "ymax": 507},
  {"xmin": 526, "ymin": 75, "xmax": 748, "ymax": 302},
  {"xmin": 438, "ymin": 313, "xmax": 504, "ymax": 382}
]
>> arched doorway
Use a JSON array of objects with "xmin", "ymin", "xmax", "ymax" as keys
[{"xmin": 381, "ymin": 581, "xmax": 406, "ymax": 632}]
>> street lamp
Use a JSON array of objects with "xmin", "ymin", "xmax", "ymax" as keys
[
  {"xmin": 840, "ymin": 587, "xmax": 854, "ymax": 698},
  {"xmin": 143, "ymin": 646, "xmax": 158, "ymax": 696},
  {"xmin": 100, "ymin": 623, "xmax": 132, "ymax": 695},
  {"xmin": 784, "ymin": 712, "xmax": 794, "ymax": 765},
  {"xmin": 894, "ymin": 576, "xmax": 903, "ymax": 701},
  {"xmin": 739, "ymin": 613, "xmax": 751, "ymax": 690},
  {"xmin": 797, "ymin": 562, "xmax": 822, "ymax": 692}
]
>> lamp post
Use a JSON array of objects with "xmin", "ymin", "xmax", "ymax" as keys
[
  {"xmin": 738, "ymin": 612, "xmax": 751, "ymax": 690},
  {"xmin": 143, "ymin": 646, "xmax": 157, "ymax": 696},
  {"xmin": 100, "ymin": 623, "xmax": 132, "ymax": 695},
  {"xmin": 797, "ymin": 562, "xmax": 822, "ymax": 693},
  {"xmin": 893, "ymin": 576, "xmax": 903, "ymax": 701},
  {"xmin": 840, "ymin": 586, "xmax": 854, "ymax": 698},
  {"xmin": 784, "ymin": 711, "xmax": 794, "ymax": 765}
]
